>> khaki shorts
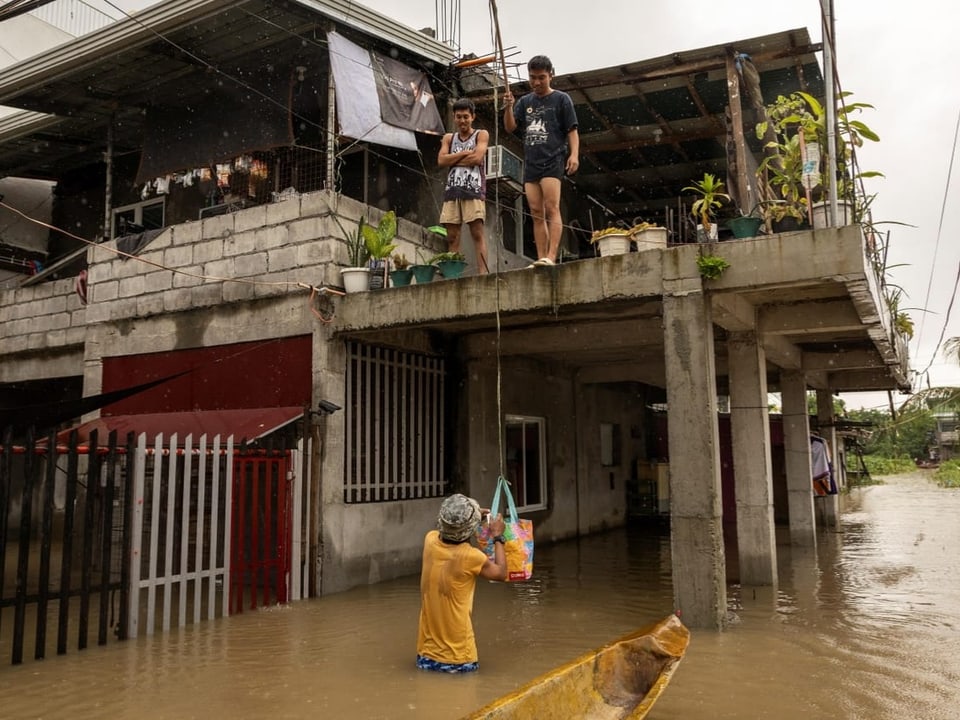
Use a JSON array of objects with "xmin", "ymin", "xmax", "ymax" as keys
[{"xmin": 439, "ymin": 198, "xmax": 486, "ymax": 225}]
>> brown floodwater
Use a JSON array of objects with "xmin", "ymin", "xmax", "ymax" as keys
[{"xmin": 1, "ymin": 471, "xmax": 958, "ymax": 719}]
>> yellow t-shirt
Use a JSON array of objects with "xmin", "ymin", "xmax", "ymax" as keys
[{"xmin": 417, "ymin": 530, "xmax": 488, "ymax": 664}]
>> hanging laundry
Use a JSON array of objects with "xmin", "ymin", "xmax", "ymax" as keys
[
  {"xmin": 216, "ymin": 164, "xmax": 231, "ymax": 187},
  {"xmin": 810, "ymin": 435, "xmax": 836, "ymax": 495}
]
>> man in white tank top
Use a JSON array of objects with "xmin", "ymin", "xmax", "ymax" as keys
[{"xmin": 437, "ymin": 98, "xmax": 490, "ymax": 273}]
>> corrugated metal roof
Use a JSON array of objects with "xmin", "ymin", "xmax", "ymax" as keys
[
  {"xmin": 29, "ymin": 0, "xmax": 114, "ymax": 37},
  {"xmin": 57, "ymin": 406, "xmax": 306, "ymax": 444}
]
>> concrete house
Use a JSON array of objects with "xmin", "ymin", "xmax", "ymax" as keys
[{"xmin": 0, "ymin": 0, "xmax": 910, "ymax": 631}]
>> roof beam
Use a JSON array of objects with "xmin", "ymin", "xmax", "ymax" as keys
[{"xmin": 759, "ymin": 300, "xmax": 865, "ymax": 335}]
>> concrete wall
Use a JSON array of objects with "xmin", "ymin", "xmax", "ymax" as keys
[
  {"xmin": 313, "ymin": 345, "xmax": 647, "ymax": 595},
  {"xmin": 0, "ymin": 275, "xmax": 85, "ymax": 382}
]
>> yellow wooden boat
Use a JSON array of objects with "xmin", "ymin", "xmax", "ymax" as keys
[{"xmin": 461, "ymin": 614, "xmax": 690, "ymax": 720}]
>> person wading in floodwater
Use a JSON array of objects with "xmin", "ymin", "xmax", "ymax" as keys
[{"xmin": 416, "ymin": 494, "xmax": 507, "ymax": 673}]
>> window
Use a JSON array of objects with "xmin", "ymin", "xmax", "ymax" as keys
[
  {"xmin": 504, "ymin": 415, "xmax": 546, "ymax": 512},
  {"xmin": 112, "ymin": 198, "xmax": 165, "ymax": 238},
  {"xmin": 344, "ymin": 342, "xmax": 446, "ymax": 503}
]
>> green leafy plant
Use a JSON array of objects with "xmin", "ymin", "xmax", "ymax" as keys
[
  {"xmin": 696, "ymin": 253, "xmax": 730, "ymax": 280},
  {"xmin": 415, "ymin": 248, "xmax": 438, "ymax": 266},
  {"xmin": 362, "ymin": 210, "xmax": 398, "ymax": 260},
  {"xmin": 683, "ymin": 173, "xmax": 730, "ymax": 234},
  {"xmin": 756, "ymin": 91, "xmax": 882, "ymax": 214},
  {"xmin": 328, "ymin": 207, "xmax": 370, "ymax": 267},
  {"xmin": 885, "ymin": 287, "xmax": 915, "ymax": 339},
  {"xmin": 345, "ymin": 218, "xmax": 370, "ymax": 267},
  {"xmin": 430, "ymin": 251, "xmax": 466, "ymax": 263}
]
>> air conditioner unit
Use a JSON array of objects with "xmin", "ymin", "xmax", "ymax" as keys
[{"xmin": 486, "ymin": 145, "xmax": 523, "ymax": 189}]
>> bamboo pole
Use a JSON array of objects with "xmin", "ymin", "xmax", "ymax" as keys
[{"xmin": 489, "ymin": 0, "xmax": 510, "ymax": 90}]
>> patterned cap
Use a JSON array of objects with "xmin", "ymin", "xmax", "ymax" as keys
[{"xmin": 437, "ymin": 494, "xmax": 481, "ymax": 542}]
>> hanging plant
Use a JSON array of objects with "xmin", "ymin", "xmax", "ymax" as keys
[{"xmin": 696, "ymin": 253, "xmax": 730, "ymax": 280}]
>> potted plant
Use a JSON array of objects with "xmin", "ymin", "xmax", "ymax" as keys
[
  {"xmin": 726, "ymin": 207, "xmax": 763, "ymax": 239},
  {"xmin": 628, "ymin": 222, "xmax": 668, "ymax": 250},
  {"xmin": 362, "ymin": 210, "xmax": 398, "ymax": 290},
  {"xmin": 432, "ymin": 251, "xmax": 468, "ymax": 279},
  {"xmin": 338, "ymin": 216, "xmax": 371, "ymax": 294},
  {"xmin": 389, "ymin": 252, "xmax": 413, "ymax": 287},
  {"xmin": 682, "ymin": 173, "xmax": 730, "ymax": 241},
  {"xmin": 757, "ymin": 91, "xmax": 881, "ymax": 230},
  {"xmin": 590, "ymin": 226, "xmax": 632, "ymax": 257},
  {"xmin": 411, "ymin": 249, "xmax": 438, "ymax": 284}
]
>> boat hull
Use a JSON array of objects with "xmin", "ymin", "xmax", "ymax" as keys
[{"xmin": 461, "ymin": 614, "xmax": 690, "ymax": 720}]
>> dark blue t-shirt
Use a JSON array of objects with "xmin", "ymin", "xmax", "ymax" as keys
[{"xmin": 512, "ymin": 89, "xmax": 578, "ymax": 179}]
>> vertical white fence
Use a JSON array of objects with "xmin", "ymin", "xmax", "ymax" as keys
[{"xmin": 126, "ymin": 433, "xmax": 235, "ymax": 638}]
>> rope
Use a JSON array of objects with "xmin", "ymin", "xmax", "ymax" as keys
[{"xmin": 489, "ymin": 0, "xmax": 507, "ymax": 480}]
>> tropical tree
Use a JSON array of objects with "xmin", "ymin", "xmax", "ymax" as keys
[
  {"xmin": 943, "ymin": 337, "xmax": 960, "ymax": 365},
  {"xmin": 846, "ymin": 406, "xmax": 935, "ymax": 459}
]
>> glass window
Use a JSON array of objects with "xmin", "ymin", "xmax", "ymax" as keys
[
  {"xmin": 504, "ymin": 415, "xmax": 546, "ymax": 512},
  {"xmin": 112, "ymin": 198, "xmax": 165, "ymax": 238}
]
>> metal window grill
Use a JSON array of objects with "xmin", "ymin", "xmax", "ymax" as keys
[{"xmin": 344, "ymin": 342, "xmax": 445, "ymax": 503}]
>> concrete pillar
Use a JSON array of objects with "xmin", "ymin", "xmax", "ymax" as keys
[
  {"xmin": 663, "ymin": 289, "xmax": 727, "ymax": 630},
  {"xmin": 815, "ymin": 389, "xmax": 840, "ymax": 529},
  {"xmin": 728, "ymin": 332, "xmax": 777, "ymax": 586},
  {"xmin": 781, "ymin": 371, "xmax": 816, "ymax": 546},
  {"xmin": 312, "ymin": 323, "xmax": 346, "ymax": 596}
]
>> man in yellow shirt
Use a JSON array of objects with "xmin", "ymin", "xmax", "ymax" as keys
[{"xmin": 416, "ymin": 494, "xmax": 507, "ymax": 673}]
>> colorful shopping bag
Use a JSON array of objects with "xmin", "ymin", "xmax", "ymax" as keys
[{"xmin": 476, "ymin": 476, "xmax": 534, "ymax": 582}]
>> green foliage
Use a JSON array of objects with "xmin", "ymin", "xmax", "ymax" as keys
[
  {"xmin": 943, "ymin": 337, "xmax": 960, "ymax": 365},
  {"xmin": 806, "ymin": 391, "xmax": 847, "ymax": 417},
  {"xmin": 361, "ymin": 210, "xmax": 398, "ymax": 260},
  {"xmin": 934, "ymin": 460, "xmax": 960, "ymax": 488},
  {"xmin": 845, "ymin": 406, "xmax": 936, "ymax": 459},
  {"xmin": 885, "ymin": 287, "xmax": 915, "ymax": 339},
  {"xmin": 328, "ymin": 208, "xmax": 371, "ymax": 267},
  {"xmin": 696, "ymin": 253, "xmax": 730, "ymax": 280},
  {"xmin": 683, "ymin": 173, "xmax": 730, "ymax": 232},
  {"xmin": 430, "ymin": 251, "xmax": 466, "ymax": 263},
  {"xmin": 897, "ymin": 386, "xmax": 960, "ymax": 415},
  {"xmin": 861, "ymin": 455, "xmax": 914, "ymax": 476},
  {"xmin": 757, "ymin": 91, "xmax": 881, "ymax": 205}
]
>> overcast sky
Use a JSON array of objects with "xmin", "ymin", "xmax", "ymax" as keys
[{"xmin": 90, "ymin": 1, "xmax": 960, "ymax": 411}]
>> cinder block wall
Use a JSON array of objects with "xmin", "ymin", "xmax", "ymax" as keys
[{"xmin": 0, "ymin": 190, "xmax": 434, "ymax": 381}]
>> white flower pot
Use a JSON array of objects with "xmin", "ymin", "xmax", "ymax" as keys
[
  {"xmin": 341, "ymin": 267, "xmax": 370, "ymax": 293},
  {"xmin": 812, "ymin": 201, "xmax": 855, "ymax": 229},
  {"xmin": 596, "ymin": 234, "xmax": 631, "ymax": 257},
  {"xmin": 632, "ymin": 227, "xmax": 668, "ymax": 250},
  {"xmin": 696, "ymin": 224, "xmax": 718, "ymax": 242}
]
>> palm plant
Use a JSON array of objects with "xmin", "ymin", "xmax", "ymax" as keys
[{"xmin": 683, "ymin": 173, "xmax": 730, "ymax": 234}]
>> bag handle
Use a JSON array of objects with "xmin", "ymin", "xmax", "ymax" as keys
[{"xmin": 490, "ymin": 476, "xmax": 519, "ymax": 524}]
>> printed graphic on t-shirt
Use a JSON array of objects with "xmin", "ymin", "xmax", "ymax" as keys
[
  {"xmin": 525, "ymin": 112, "xmax": 549, "ymax": 146},
  {"xmin": 444, "ymin": 130, "xmax": 485, "ymax": 200}
]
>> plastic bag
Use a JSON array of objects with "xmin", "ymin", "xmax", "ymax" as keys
[{"xmin": 476, "ymin": 476, "xmax": 534, "ymax": 582}]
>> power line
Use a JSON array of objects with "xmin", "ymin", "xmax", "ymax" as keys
[{"xmin": 914, "ymin": 107, "xmax": 960, "ymax": 359}]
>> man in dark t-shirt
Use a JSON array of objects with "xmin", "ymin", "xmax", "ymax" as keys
[{"xmin": 503, "ymin": 55, "xmax": 580, "ymax": 267}]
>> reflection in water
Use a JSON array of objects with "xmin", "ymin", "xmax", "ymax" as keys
[{"xmin": 1, "ymin": 472, "xmax": 958, "ymax": 719}]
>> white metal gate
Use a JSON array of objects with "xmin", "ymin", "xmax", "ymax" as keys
[{"xmin": 125, "ymin": 433, "xmax": 309, "ymax": 638}]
